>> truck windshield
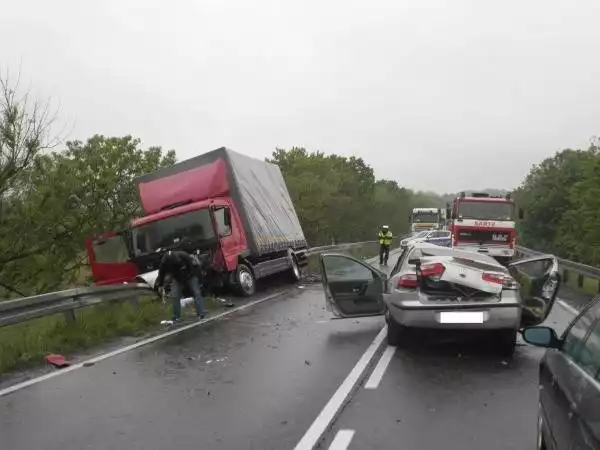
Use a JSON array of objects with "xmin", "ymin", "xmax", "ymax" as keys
[
  {"xmin": 457, "ymin": 201, "xmax": 514, "ymax": 221},
  {"xmin": 131, "ymin": 208, "xmax": 216, "ymax": 255},
  {"xmin": 412, "ymin": 212, "xmax": 439, "ymax": 223}
]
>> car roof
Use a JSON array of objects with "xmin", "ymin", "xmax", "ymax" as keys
[{"xmin": 407, "ymin": 242, "xmax": 504, "ymax": 268}]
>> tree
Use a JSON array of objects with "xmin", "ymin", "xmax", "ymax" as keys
[
  {"xmin": 514, "ymin": 145, "xmax": 598, "ymax": 255},
  {"xmin": 268, "ymin": 147, "xmax": 434, "ymax": 245},
  {"xmin": 0, "ymin": 135, "xmax": 176, "ymax": 296}
]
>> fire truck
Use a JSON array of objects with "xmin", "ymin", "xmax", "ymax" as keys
[{"xmin": 445, "ymin": 192, "xmax": 524, "ymax": 265}]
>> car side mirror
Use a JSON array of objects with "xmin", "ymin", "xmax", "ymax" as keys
[
  {"xmin": 521, "ymin": 326, "xmax": 561, "ymax": 348},
  {"xmin": 408, "ymin": 258, "xmax": 420, "ymax": 265},
  {"xmin": 518, "ymin": 208, "xmax": 524, "ymax": 220}
]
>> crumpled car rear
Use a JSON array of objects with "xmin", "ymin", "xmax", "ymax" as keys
[{"xmin": 418, "ymin": 255, "xmax": 508, "ymax": 298}]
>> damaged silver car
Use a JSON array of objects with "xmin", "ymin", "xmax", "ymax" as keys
[{"xmin": 319, "ymin": 242, "xmax": 561, "ymax": 356}]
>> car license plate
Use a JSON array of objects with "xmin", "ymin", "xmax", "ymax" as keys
[{"xmin": 439, "ymin": 311, "xmax": 484, "ymax": 324}]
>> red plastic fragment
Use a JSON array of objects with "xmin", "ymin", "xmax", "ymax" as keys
[{"xmin": 44, "ymin": 354, "xmax": 71, "ymax": 368}]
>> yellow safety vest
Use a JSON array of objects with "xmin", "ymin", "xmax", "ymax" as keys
[{"xmin": 378, "ymin": 231, "xmax": 393, "ymax": 246}]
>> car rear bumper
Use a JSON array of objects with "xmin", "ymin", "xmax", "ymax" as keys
[{"xmin": 388, "ymin": 302, "xmax": 522, "ymax": 330}]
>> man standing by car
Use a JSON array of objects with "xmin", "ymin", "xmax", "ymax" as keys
[
  {"xmin": 378, "ymin": 225, "xmax": 393, "ymax": 266},
  {"xmin": 154, "ymin": 249, "xmax": 205, "ymax": 322}
]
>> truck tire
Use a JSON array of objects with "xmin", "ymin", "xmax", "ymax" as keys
[
  {"xmin": 235, "ymin": 263, "xmax": 256, "ymax": 297},
  {"xmin": 288, "ymin": 255, "xmax": 301, "ymax": 283}
]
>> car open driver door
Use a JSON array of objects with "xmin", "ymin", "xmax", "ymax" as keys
[
  {"xmin": 319, "ymin": 253, "xmax": 387, "ymax": 318},
  {"xmin": 507, "ymin": 254, "xmax": 561, "ymax": 328}
]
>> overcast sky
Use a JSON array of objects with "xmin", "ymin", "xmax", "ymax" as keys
[{"xmin": 2, "ymin": 0, "xmax": 599, "ymax": 193}]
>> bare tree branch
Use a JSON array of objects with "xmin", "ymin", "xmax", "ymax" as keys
[{"xmin": 0, "ymin": 68, "xmax": 63, "ymax": 195}]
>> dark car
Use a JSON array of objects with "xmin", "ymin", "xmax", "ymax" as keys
[{"xmin": 522, "ymin": 294, "xmax": 600, "ymax": 450}]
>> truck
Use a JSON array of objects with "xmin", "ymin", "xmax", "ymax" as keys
[
  {"xmin": 85, "ymin": 147, "xmax": 309, "ymax": 296},
  {"xmin": 446, "ymin": 191, "xmax": 524, "ymax": 266},
  {"xmin": 409, "ymin": 207, "xmax": 443, "ymax": 234}
]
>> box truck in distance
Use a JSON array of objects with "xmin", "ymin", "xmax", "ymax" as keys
[{"xmin": 85, "ymin": 147, "xmax": 309, "ymax": 296}]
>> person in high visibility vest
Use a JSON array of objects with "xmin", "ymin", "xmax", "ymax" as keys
[{"xmin": 378, "ymin": 225, "xmax": 393, "ymax": 266}]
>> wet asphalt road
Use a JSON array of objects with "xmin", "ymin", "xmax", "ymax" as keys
[{"xmin": 0, "ymin": 250, "xmax": 585, "ymax": 450}]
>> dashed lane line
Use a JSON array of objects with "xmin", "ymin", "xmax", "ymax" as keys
[
  {"xmin": 364, "ymin": 345, "xmax": 396, "ymax": 389},
  {"xmin": 293, "ymin": 326, "xmax": 387, "ymax": 450},
  {"xmin": 329, "ymin": 429, "xmax": 356, "ymax": 450}
]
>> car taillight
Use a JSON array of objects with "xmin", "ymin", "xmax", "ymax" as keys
[
  {"xmin": 420, "ymin": 263, "xmax": 445, "ymax": 277},
  {"xmin": 397, "ymin": 274, "xmax": 418, "ymax": 288},
  {"xmin": 502, "ymin": 275, "xmax": 518, "ymax": 290},
  {"xmin": 482, "ymin": 272, "xmax": 504, "ymax": 284}
]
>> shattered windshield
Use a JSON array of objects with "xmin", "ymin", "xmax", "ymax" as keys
[
  {"xmin": 457, "ymin": 201, "xmax": 514, "ymax": 221},
  {"xmin": 132, "ymin": 208, "xmax": 216, "ymax": 255}
]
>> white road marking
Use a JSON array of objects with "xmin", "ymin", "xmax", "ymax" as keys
[
  {"xmin": 329, "ymin": 429, "xmax": 356, "ymax": 450},
  {"xmin": 293, "ymin": 326, "xmax": 387, "ymax": 450},
  {"xmin": 557, "ymin": 299, "xmax": 579, "ymax": 316},
  {"xmin": 364, "ymin": 345, "xmax": 396, "ymax": 389},
  {"xmin": 0, "ymin": 291, "xmax": 287, "ymax": 398}
]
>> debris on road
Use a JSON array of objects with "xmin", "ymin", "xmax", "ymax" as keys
[{"xmin": 44, "ymin": 354, "xmax": 71, "ymax": 368}]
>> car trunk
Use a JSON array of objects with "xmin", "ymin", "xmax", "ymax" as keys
[{"xmin": 417, "ymin": 256, "xmax": 507, "ymax": 304}]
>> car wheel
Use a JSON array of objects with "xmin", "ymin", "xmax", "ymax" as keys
[
  {"xmin": 387, "ymin": 315, "xmax": 410, "ymax": 347},
  {"xmin": 235, "ymin": 263, "xmax": 256, "ymax": 297},
  {"xmin": 494, "ymin": 329, "xmax": 517, "ymax": 357}
]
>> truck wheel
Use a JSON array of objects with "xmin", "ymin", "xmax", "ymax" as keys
[
  {"xmin": 288, "ymin": 256, "xmax": 301, "ymax": 283},
  {"xmin": 235, "ymin": 263, "xmax": 256, "ymax": 297}
]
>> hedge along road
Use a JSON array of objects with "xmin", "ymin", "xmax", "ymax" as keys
[{"xmin": 0, "ymin": 247, "xmax": 585, "ymax": 450}]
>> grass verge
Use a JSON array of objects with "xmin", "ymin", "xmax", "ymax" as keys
[{"xmin": 0, "ymin": 295, "xmax": 222, "ymax": 375}]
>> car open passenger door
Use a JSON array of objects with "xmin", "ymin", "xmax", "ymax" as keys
[
  {"xmin": 319, "ymin": 253, "xmax": 387, "ymax": 318},
  {"xmin": 85, "ymin": 230, "xmax": 138, "ymax": 285},
  {"xmin": 508, "ymin": 255, "xmax": 561, "ymax": 328}
]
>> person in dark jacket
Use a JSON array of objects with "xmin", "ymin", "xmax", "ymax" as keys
[{"xmin": 154, "ymin": 250, "xmax": 205, "ymax": 322}]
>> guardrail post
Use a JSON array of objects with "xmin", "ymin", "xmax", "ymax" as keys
[
  {"xmin": 563, "ymin": 269, "xmax": 569, "ymax": 284},
  {"xmin": 63, "ymin": 309, "xmax": 76, "ymax": 324},
  {"xmin": 578, "ymin": 273, "xmax": 584, "ymax": 289}
]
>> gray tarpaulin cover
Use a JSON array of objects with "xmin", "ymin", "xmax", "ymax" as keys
[
  {"xmin": 135, "ymin": 147, "xmax": 307, "ymax": 256},
  {"xmin": 226, "ymin": 149, "xmax": 307, "ymax": 255}
]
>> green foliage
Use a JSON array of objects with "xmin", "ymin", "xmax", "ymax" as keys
[
  {"xmin": 268, "ymin": 147, "xmax": 440, "ymax": 245},
  {"xmin": 514, "ymin": 140, "xmax": 600, "ymax": 265},
  {"xmin": 0, "ymin": 135, "xmax": 176, "ymax": 296}
]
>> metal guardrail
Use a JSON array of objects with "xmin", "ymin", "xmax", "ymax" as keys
[
  {"xmin": 0, "ymin": 284, "xmax": 152, "ymax": 327},
  {"xmin": 516, "ymin": 245, "xmax": 600, "ymax": 294},
  {"xmin": 0, "ymin": 240, "xmax": 384, "ymax": 329},
  {"xmin": 516, "ymin": 246, "xmax": 600, "ymax": 278}
]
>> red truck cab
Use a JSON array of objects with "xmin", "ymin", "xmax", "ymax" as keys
[{"xmin": 86, "ymin": 147, "xmax": 308, "ymax": 296}]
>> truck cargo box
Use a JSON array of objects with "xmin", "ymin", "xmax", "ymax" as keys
[{"xmin": 134, "ymin": 147, "xmax": 307, "ymax": 256}]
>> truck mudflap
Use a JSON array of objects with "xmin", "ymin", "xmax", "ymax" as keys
[{"xmin": 292, "ymin": 248, "xmax": 309, "ymax": 267}]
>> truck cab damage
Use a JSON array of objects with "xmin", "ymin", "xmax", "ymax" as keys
[{"xmin": 85, "ymin": 147, "xmax": 309, "ymax": 296}]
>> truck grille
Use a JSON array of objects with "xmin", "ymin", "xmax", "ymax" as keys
[{"xmin": 457, "ymin": 229, "xmax": 511, "ymax": 244}]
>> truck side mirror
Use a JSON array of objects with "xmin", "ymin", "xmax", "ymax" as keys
[
  {"xmin": 518, "ymin": 208, "xmax": 524, "ymax": 219},
  {"xmin": 446, "ymin": 207, "xmax": 451, "ymax": 219}
]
